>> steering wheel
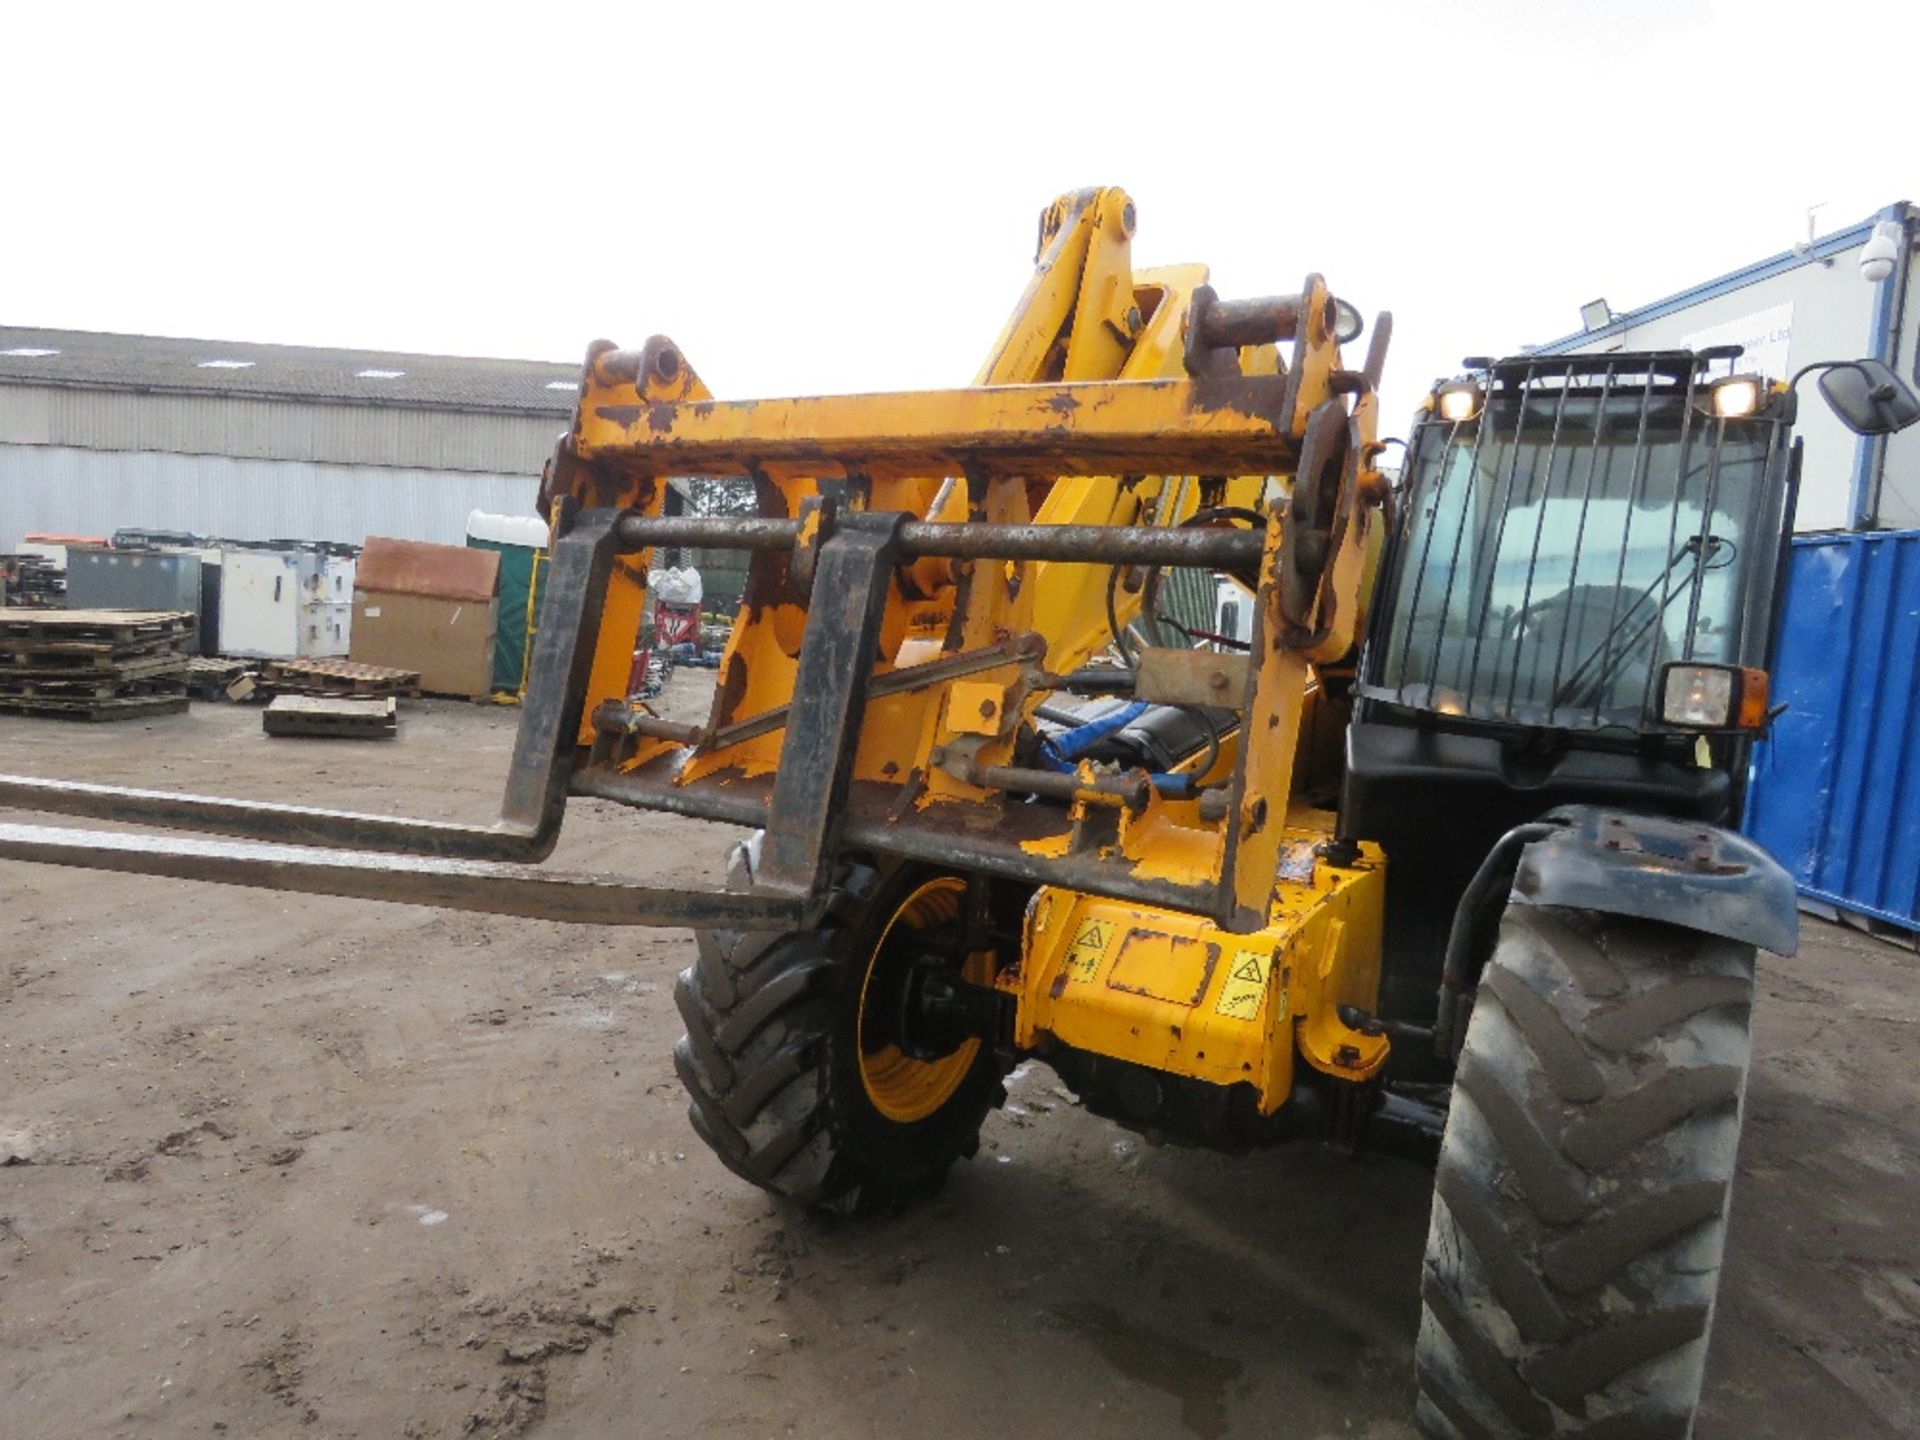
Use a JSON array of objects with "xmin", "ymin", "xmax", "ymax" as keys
[
  {"xmin": 1503, "ymin": 589, "xmax": 1575, "ymax": 643},
  {"xmin": 1504, "ymin": 583, "xmax": 1659, "ymax": 642}
]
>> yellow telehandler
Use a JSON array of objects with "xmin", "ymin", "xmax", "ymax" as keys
[{"xmin": 4, "ymin": 187, "xmax": 1915, "ymax": 1438}]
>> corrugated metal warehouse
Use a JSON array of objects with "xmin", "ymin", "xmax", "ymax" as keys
[
  {"xmin": 0, "ymin": 327, "xmax": 578, "ymax": 549},
  {"xmin": 1532, "ymin": 200, "xmax": 1918, "ymax": 532}
]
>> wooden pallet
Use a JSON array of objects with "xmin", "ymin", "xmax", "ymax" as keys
[
  {"xmin": 186, "ymin": 657, "xmax": 252, "ymax": 697},
  {"xmin": 261, "ymin": 658, "xmax": 421, "ymax": 698},
  {"xmin": 189, "ymin": 656, "xmax": 250, "ymax": 680},
  {"xmin": 0, "ymin": 692, "xmax": 190, "ymax": 722},
  {"xmin": 0, "ymin": 608, "xmax": 196, "ymax": 646},
  {"xmin": 262, "ymin": 695, "xmax": 398, "ymax": 739},
  {"xmin": 0, "ymin": 675, "xmax": 187, "ymax": 701},
  {"xmin": 0, "ymin": 654, "xmax": 189, "ymax": 685},
  {"xmin": 0, "ymin": 633, "xmax": 190, "ymax": 667}
]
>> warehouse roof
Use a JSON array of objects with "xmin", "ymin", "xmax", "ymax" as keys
[{"xmin": 0, "ymin": 325, "xmax": 583, "ymax": 416}]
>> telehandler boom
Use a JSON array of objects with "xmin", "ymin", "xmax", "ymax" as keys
[{"xmin": 4, "ymin": 187, "xmax": 1914, "ymax": 1440}]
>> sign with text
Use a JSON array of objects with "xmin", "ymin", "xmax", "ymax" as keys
[{"xmin": 1681, "ymin": 302, "xmax": 1794, "ymax": 380}]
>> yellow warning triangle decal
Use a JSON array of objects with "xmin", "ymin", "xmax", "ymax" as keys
[
  {"xmin": 1232, "ymin": 954, "xmax": 1264, "ymax": 983},
  {"xmin": 1073, "ymin": 919, "xmax": 1110, "ymax": 950}
]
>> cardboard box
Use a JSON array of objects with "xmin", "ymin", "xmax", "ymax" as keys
[
  {"xmin": 351, "ymin": 590, "xmax": 498, "ymax": 698},
  {"xmin": 351, "ymin": 537, "xmax": 500, "ymax": 698}
]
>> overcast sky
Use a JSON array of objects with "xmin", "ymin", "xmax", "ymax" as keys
[{"xmin": 6, "ymin": 1, "xmax": 1915, "ymax": 432}]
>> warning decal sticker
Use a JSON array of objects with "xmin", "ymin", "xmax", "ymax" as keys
[
  {"xmin": 1213, "ymin": 947, "xmax": 1273, "ymax": 1019},
  {"xmin": 1063, "ymin": 917, "xmax": 1114, "ymax": 983}
]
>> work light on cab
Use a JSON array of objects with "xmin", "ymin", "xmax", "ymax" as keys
[
  {"xmin": 1658, "ymin": 662, "xmax": 1770, "ymax": 729},
  {"xmin": 1708, "ymin": 373, "xmax": 1766, "ymax": 420},
  {"xmin": 1434, "ymin": 379, "xmax": 1482, "ymax": 423}
]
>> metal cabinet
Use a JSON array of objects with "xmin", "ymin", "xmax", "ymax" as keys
[{"xmin": 217, "ymin": 547, "xmax": 355, "ymax": 659}]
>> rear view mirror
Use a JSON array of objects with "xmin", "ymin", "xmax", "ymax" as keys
[{"xmin": 1818, "ymin": 359, "xmax": 1920, "ymax": 436}]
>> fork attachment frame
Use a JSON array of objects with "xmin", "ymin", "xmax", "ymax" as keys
[{"xmin": 0, "ymin": 187, "xmax": 1389, "ymax": 934}]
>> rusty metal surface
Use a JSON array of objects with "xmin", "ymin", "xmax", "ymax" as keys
[
  {"xmin": 568, "ymin": 764, "xmax": 1254, "ymax": 927},
  {"xmin": 612, "ymin": 514, "xmax": 1266, "ymax": 570},
  {"xmin": 964, "ymin": 763, "xmax": 1150, "ymax": 809},
  {"xmin": 574, "ymin": 374, "xmax": 1302, "ymax": 480},
  {"xmin": 895, "ymin": 521, "xmax": 1263, "ymax": 567},
  {"xmin": 498, "ymin": 508, "xmax": 624, "ymax": 833},
  {"xmin": 355, "ymin": 536, "xmax": 500, "ymax": 602},
  {"xmin": 1199, "ymin": 294, "xmax": 1313, "ymax": 349},
  {"xmin": 612, "ymin": 516, "xmax": 798, "ymax": 553},
  {"xmin": 1133, "ymin": 647, "xmax": 1249, "ymax": 707},
  {"xmin": 1185, "ymin": 287, "xmax": 1313, "ymax": 377},
  {"xmin": 0, "ymin": 772, "xmax": 544, "ymax": 859},
  {"xmin": 753, "ymin": 513, "xmax": 904, "ymax": 896},
  {"xmin": 0, "ymin": 822, "xmax": 807, "ymax": 928}
]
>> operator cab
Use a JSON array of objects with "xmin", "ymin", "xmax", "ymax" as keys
[{"xmin": 1343, "ymin": 349, "xmax": 1912, "ymax": 1027}]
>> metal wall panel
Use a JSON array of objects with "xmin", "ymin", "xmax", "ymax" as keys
[
  {"xmin": 0, "ymin": 385, "xmax": 562, "ymax": 475},
  {"xmin": 0, "ymin": 444, "xmax": 537, "ymax": 549},
  {"xmin": 1746, "ymin": 530, "xmax": 1920, "ymax": 933},
  {"xmin": 1542, "ymin": 238, "xmax": 1886, "ymax": 530}
]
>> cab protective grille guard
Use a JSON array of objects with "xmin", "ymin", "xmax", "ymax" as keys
[{"xmin": 0, "ymin": 505, "xmax": 1270, "ymax": 927}]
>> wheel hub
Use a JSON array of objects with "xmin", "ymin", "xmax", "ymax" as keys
[{"xmin": 854, "ymin": 877, "xmax": 996, "ymax": 1124}]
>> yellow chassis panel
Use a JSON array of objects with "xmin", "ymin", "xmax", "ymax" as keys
[{"xmin": 1006, "ymin": 812, "xmax": 1389, "ymax": 1111}]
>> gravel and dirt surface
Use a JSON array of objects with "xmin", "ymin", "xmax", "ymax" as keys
[{"xmin": 1, "ymin": 677, "xmax": 1915, "ymax": 1438}]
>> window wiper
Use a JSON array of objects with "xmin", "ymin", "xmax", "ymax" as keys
[{"xmin": 1551, "ymin": 534, "xmax": 1725, "ymax": 711}]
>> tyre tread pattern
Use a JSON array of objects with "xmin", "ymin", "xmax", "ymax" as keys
[
  {"xmin": 1416, "ymin": 905, "xmax": 1755, "ymax": 1438},
  {"xmin": 674, "ymin": 848, "xmax": 997, "ymax": 1212},
  {"xmin": 1583, "ymin": 976, "xmax": 1751, "ymax": 1053}
]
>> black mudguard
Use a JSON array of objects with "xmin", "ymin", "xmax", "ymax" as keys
[{"xmin": 1510, "ymin": 804, "xmax": 1800, "ymax": 957}]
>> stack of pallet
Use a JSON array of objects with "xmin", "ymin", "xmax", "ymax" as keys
[
  {"xmin": 260, "ymin": 657, "xmax": 421, "ymax": 699},
  {"xmin": 0, "ymin": 609, "xmax": 193, "ymax": 720},
  {"xmin": 255, "ymin": 658, "xmax": 417, "ymax": 741}
]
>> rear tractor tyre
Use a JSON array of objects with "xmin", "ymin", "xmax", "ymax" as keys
[
  {"xmin": 1416, "ymin": 904, "xmax": 1758, "ymax": 1439},
  {"xmin": 673, "ymin": 844, "xmax": 1004, "ymax": 1215}
]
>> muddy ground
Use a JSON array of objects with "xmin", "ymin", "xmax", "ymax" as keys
[{"xmin": 1, "ymin": 676, "xmax": 1915, "ymax": 1439}]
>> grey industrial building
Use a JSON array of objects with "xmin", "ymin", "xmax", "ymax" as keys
[
  {"xmin": 0, "ymin": 327, "xmax": 579, "ymax": 549},
  {"xmin": 1534, "ymin": 200, "xmax": 1917, "ymax": 532}
]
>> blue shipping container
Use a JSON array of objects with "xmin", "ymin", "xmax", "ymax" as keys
[{"xmin": 1746, "ymin": 530, "xmax": 1920, "ymax": 933}]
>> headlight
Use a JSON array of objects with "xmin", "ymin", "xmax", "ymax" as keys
[
  {"xmin": 1435, "ymin": 381, "xmax": 1482, "ymax": 424},
  {"xmin": 1709, "ymin": 374, "xmax": 1765, "ymax": 420},
  {"xmin": 1658, "ymin": 663, "xmax": 1770, "ymax": 729}
]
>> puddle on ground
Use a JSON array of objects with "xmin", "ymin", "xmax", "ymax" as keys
[{"xmin": 1051, "ymin": 1300, "xmax": 1243, "ymax": 1439}]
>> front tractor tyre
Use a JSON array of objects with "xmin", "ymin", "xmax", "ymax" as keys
[
  {"xmin": 1416, "ymin": 904, "xmax": 1758, "ymax": 1440},
  {"xmin": 673, "ymin": 848, "xmax": 1004, "ymax": 1215}
]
